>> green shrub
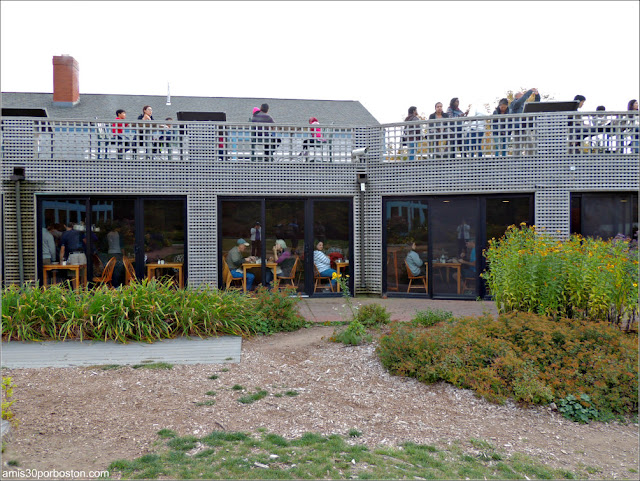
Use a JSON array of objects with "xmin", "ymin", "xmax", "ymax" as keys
[
  {"xmin": 330, "ymin": 319, "xmax": 372, "ymax": 346},
  {"xmin": 377, "ymin": 312, "xmax": 638, "ymax": 419},
  {"xmin": 483, "ymin": 224, "xmax": 639, "ymax": 329},
  {"xmin": 251, "ymin": 286, "xmax": 306, "ymax": 334},
  {"xmin": 354, "ymin": 303, "xmax": 391, "ymax": 327},
  {"xmin": 411, "ymin": 308, "xmax": 454, "ymax": 328},
  {"xmin": 1, "ymin": 279, "xmax": 304, "ymax": 343},
  {"xmin": 557, "ymin": 394, "xmax": 599, "ymax": 423}
]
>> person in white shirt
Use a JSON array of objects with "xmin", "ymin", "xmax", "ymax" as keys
[
  {"xmin": 313, "ymin": 241, "xmax": 337, "ymax": 290},
  {"xmin": 42, "ymin": 227, "xmax": 57, "ymax": 265}
]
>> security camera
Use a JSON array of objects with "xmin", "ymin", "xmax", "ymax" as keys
[{"xmin": 351, "ymin": 147, "xmax": 369, "ymax": 157}]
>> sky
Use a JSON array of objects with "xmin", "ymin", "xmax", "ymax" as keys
[{"xmin": 1, "ymin": 1, "xmax": 639, "ymax": 123}]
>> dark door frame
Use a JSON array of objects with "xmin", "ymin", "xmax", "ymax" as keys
[
  {"xmin": 382, "ymin": 193, "xmax": 534, "ymax": 299},
  {"xmin": 218, "ymin": 196, "xmax": 354, "ymax": 296},
  {"xmin": 36, "ymin": 195, "xmax": 188, "ymax": 286}
]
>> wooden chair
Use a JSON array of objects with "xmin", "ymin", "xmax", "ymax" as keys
[
  {"xmin": 314, "ymin": 265, "xmax": 334, "ymax": 293},
  {"xmin": 93, "ymin": 256, "xmax": 117, "ymax": 287},
  {"xmin": 405, "ymin": 259, "xmax": 427, "ymax": 293},
  {"xmin": 222, "ymin": 257, "xmax": 244, "ymax": 291},
  {"xmin": 123, "ymin": 256, "xmax": 137, "ymax": 285},
  {"xmin": 276, "ymin": 256, "xmax": 299, "ymax": 290},
  {"xmin": 462, "ymin": 276, "xmax": 475, "ymax": 294}
]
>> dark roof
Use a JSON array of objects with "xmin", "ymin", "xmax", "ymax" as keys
[{"xmin": 0, "ymin": 92, "xmax": 380, "ymax": 126}]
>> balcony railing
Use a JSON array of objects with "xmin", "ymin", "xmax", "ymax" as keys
[
  {"xmin": 382, "ymin": 111, "xmax": 639, "ymax": 161},
  {"xmin": 1, "ymin": 112, "xmax": 638, "ymax": 164}
]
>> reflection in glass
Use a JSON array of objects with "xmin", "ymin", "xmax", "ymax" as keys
[
  {"xmin": 40, "ymin": 199, "xmax": 89, "ymax": 286},
  {"xmin": 265, "ymin": 200, "xmax": 304, "ymax": 291},
  {"xmin": 220, "ymin": 200, "xmax": 262, "ymax": 290},
  {"xmin": 385, "ymin": 199, "xmax": 428, "ymax": 293},
  {"xmin": 144, "ymin": 199, "xmax": 186, "ymax": 286},
  {"xmin": 572, "ymin": 193, "xmax": 638, "ymax": 240},
  {"xmin": 431, "ymin": 198, "xmax": 478, "ymax": 296},
  {"xmin": 486, "ymin": 197, "xmax": 532, "ymax": 242},
  {"xmin": 91, "ymin": 199, "xmax": 136, "ymax": 287},
  {"xmin": 313, "ymin": 201, "xmax": 351, "ymax": 294}
]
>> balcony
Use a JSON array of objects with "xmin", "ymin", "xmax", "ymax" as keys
[{"xmin": 2, "ymin": 111, "xmax": 637, "ymax": 164}]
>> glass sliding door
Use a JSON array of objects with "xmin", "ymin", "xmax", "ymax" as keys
[
  {"xmin": 39, "ymin": 198, "xmax": 89, "ymax": 286},
  {"xmin": 91, "ymin": 198, "xmax": 136, "ymax": 287},
  {"xmin": 265, "ymin": 200, "xmax": 305, "ymax": 291},
  {"xmin": 219, "ymin": 200, "xmax": 262, "ymax": 290},
  {"xmin": 571, "ymin": 192, "xmax": 638, "ymax": 240},
  {"xmin": 385, "ymin": 199, "xmax": 429, "ymax": 293},
  {"xmin": 430, "ymin": 197, "xmax": 479, "ymax": 297},
  {"xmin": 312, "ymin": 200, "xmax": 352, "ymax": 295},
  {"xmin": 144, "ymin": 199, "xmax": 187, "ymax": 287}
]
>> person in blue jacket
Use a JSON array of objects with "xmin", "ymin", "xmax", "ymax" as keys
[{"xmin": 509, "ymin": 88, "xmax": 540, "ymax": 155}]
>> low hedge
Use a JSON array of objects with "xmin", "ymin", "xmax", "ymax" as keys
[
  {"xmin": 1, "ymin": 279, "xmax": 305, "ymax": 343},
  {"xmin": 377, "ymin": 312, "xmax": 638, "ymax": 420}
]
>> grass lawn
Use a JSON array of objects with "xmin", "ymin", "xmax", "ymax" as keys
[{"xmin": 109, "ymin": 429, "xmax": 579, "ymax": 480}]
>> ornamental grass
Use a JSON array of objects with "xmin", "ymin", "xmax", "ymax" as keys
[{"xmin": 1, "ymin": 278, "xmax": 304, "ymax": 343}]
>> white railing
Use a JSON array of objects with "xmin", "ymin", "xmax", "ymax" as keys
[
  {"xmin": 2, "ymin": 112, "xmax": 638, "ymax": 164},
  {"xmin": 382, "ymin": 111, "xmax": 639, "ymax": 161}
]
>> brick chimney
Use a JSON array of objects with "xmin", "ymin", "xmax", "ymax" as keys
[{"xmin": 53, "ymin": 55, "xmax": 79, "ymax": 106}]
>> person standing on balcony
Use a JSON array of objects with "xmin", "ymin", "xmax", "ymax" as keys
[
  {"xmin": 508, "ymin": 88, "xmax": 540, "ymax": 155},
  {"xmin": 251, "ymin": 103, "xmax": 278, "ymax": 161},
  {"xmin": 492, "ymin": 98, "xmax": 510, "ymax": 157},
  {"xmin": 403, "ymin": 107, "xmax": 420, "ymax": 161},
  {"xmin": 112, "ymin": 109, "xmax": 131, "ymax": 160},
  {"xmin": 137, "ymin": 105, "xmax": 155, "ymax": 159},
  {"xmin": 447, "ymin": 98, "xmax": 470, "ymax": 157},
  {"xmin": 299, "ymin": 117, "xmax": 327, "ymax": 161},
  {"xmin": 428, "ymin": 102, "xmax": 450, "ymax": 158},
  {"xmin": 463, "ymin": 106, "xmax": 487, "ymax": 158},
  {"xmin": 568, "ymin": 95, "xmax": 588, "ymax": 154}
]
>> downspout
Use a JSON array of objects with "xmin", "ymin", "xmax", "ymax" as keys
[{"xmin": 11, "ymin": 167, "xmax": 26, "ymax": 285}]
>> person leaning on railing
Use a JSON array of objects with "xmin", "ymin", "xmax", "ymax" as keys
[
  {"xmin": 402, "ymin": 106, "xmax": 420, "ymax": 161},
  {"xmin": 446, "ymin": 97, "xmax": 470, "ymax": 156},
  {"xmin": 428, "ymin": 102, "xmax": 450, "ymax": 158},
  {"xmin": 492, "ymin": 99, "xmax": 510, "ymax": 157},
  {"xmin": 508, "ymin": 88, "xmax": 540, "ymax": 156}
]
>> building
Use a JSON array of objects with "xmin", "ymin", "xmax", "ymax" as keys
[{"xmin": 2, "ymin": 56, "xmax": 638, "ymax": 297}]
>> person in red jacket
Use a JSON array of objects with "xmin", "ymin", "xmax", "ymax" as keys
[{"xmin": 112, "ymin": 109, "xmax": 130, "ymax": 159}]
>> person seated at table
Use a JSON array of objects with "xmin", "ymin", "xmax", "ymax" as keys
[
  {"xmin": 226, "ymin": 238, "xmax": 257, "ymax": 291},
  {"xmin": 313, "ymin": 241, "xmax": 337, "ymax": 290},
  {"xmin": 405, "ymin": 241, "xmax": 426, "ymax": 276},
  {"xmin": 265, "ymin": 239, "xmax": 295, "ymax": 287},
  {"xmin": 459, "ymin": 239, "xmax": 476, "ymax": 278}
]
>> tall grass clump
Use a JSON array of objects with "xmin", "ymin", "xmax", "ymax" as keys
[
  {"xmin": 483, "ymin": 224, "xmax": 638, "ymax": 330},
  {"xmin": 1, "ymin": 278, "xmax": 303, "ymax": 343}
]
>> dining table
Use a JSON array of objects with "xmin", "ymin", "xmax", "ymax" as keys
[
  {"xmin": 146, "ymin": 262, "xmax": 184, "ymax": 288},
  {"xmin": 241, "ymin": 260, "xmax": 277, "ymax": 293},
  {"xmin": 42, "ymin": 263, "xmax": 87, "ymax": 289},
  {"xmin": 334, "ymin": 260, "xmax": 349, "ymax": 291},
  {"xmin": 432, "ymin": 262, "xmax": 462, "ymax": 294}
]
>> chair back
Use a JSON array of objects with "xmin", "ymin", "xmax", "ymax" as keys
[
  {"xmin": 94, "ymin": 256, "xmax": 117, "ymax": 286},
  {"xmin": 123, "ymin": 257, "xmax": 137, "ymax": 284},
  {"xmin": 404, "ymin": 259, "xmax": 419, "ymax": 279}
]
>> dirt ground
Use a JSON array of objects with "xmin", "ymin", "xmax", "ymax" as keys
[{"xmin": 2, "ymin": 323, "xmax": 638, "ymax": 480}]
